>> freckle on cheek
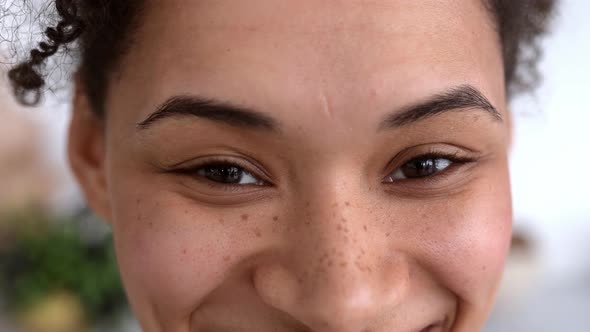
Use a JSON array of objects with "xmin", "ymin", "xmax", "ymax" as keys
[
  {"xmin": 241, "ymin": 214, "xmax": 249, "ymax": 221},
  {"xmin": 272, "ymin": 216, "xmax": 279, "ymax": 221}
]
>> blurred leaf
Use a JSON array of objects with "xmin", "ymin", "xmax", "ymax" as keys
[{"xmin": 0, "ymin": 209, "xmax": 127, "ymax": 322}]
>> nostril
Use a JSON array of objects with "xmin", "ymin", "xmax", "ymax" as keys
[
  {"xmin": 420, "ymin": 322, "xmax": 443, "ymax": 332},
  {"xmin": 420, "ymin": 325, "xmax": 435, "ymax": 332},
  {"xmin": 253, "ymin": 263, "xmax": 300, "ymax": 313}
]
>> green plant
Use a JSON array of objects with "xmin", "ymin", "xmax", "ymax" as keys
[{"xmin": 0, "ymin": 209, "xmax": 127, "ymax": 322}]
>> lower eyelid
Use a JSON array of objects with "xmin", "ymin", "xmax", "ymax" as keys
[{"xmin": 194, "ymin": 177, "xmax": 268, "ymax": 192}]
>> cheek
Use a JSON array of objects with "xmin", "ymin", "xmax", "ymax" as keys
[
  {"xmin": 110, "ymin": 193, "xmax": 256, "ymax": 321},
  {"xmin": 422, "ymin": 173, "xmax": 512, "ymax": 305}
]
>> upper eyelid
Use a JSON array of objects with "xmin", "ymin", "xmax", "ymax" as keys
[
  {"xmin": 166, "ymin": 146, "xmax": 477, "ymax": 183},
  {"xmin": 175, "ymin": 156, "xmax": 257, "ymax": 172},
  {"xmin": 180, "ymin": 158, "xmax": 271, "ymax": 184},
  {"xmin": 171, "ymin": 152, "xmax": 282, "ymax": 183},
  {"xmin": 385, "ymin": 155, "xmax": 462, "ymax": 179},
  {"xmin": 402, "ymin": 152, "xmax": 474, "ymax": 164},
  {"xmin": 193, "ymin": 154, "xmax": 468, "ymax": 187},
  {"xmin": 383, "ymin": 157, "xmax": 475, "ymax": 186},
  {"xmin": 383, "ymin": 148, "xmax": 473, "ymax": 174}
]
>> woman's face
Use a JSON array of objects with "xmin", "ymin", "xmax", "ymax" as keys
[{"xmin": 70, "ymin": 0, "xmax": 512, "ymax": 331}]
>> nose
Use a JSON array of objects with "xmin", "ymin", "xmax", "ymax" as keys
[{"xmin": 253, "ymin": 198, "xmax": 410, "ymax": 331}]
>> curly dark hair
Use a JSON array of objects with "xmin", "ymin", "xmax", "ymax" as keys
[{"xmin": 6, "ymin": 0, "xmax": 557, "ymax": 115}]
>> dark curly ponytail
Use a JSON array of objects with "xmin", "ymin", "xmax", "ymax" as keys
[
  {"xmin": 8, "ymin": 0, "xmax": 84, "ymax": 105},
  {"xmin": 5, "ymin": 0, "xmax": 557, "ymax": 115},
  {"xmin": 5, "ymin": 0, "xmax": 144, "ymax": 113}
]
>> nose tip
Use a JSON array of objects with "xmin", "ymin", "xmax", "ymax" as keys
[
  {"xmin": 253, "ymin": 252, "xmax": 410, "ymax": 331},
  {"xmin": 295, "ymin": 274, "xmax": 395, "ymax": 331}
]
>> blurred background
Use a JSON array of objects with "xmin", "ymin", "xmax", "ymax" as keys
[{"xmin": 0, "ymin": 0, "xmax": 589, "ymax": 331}]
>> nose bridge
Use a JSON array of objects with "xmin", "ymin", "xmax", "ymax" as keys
[
  {"xmin": 295, "ymin": 194, "xmax": 375, "ymax": 280},
  {"xmin": 291, "ymin": 165, "xmax": 383, "ymax": 269}
]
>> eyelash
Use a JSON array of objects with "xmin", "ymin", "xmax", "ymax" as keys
[
  {"xmin": 172, "ymin": 157, "xmax": 270, "ymax": 190},
  {"xmin": 171, "ymin": 151, "xmax": 476, "ymax": 189},
  {"xmin": 382, "ymin": 151, "xmax": 476, "ymax": 184}
]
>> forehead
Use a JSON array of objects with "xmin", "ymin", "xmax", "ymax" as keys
[{"xmin": 109, "ymin": 0, "xmax": 504, "ymax": 128}]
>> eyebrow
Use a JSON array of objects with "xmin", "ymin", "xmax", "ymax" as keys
[
  {"xmin": 378, "ymin": 85, "xmax": 502, "ymax": 129},
  {"xmin": 137, "ymin": 85, "xmax": 501, "ymax": 133},
  {"xmin": 137, "ymin": 96, "xmax": 279, "ymax": 131}
]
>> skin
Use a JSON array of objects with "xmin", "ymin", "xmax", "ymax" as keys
[{"xmin": 69, "ymin": 0, "xmax": 513, "ymax": 331}]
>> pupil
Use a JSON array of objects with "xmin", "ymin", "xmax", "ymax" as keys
[
  {"xmin": 205, "ymin": 165, "xmax": 242, "ymax": 183},
  {"xmin": 404, "ymin": 158, "xmax": 437, "ymax": 178}
]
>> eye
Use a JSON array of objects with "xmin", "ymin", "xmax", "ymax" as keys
[
  {"xmin": 196, "ymin": 163, "xmax": 264, "ymax": 185},
  {"xmin": 385, "ymin": 156, "xmax": 454, "ymax": 181}
]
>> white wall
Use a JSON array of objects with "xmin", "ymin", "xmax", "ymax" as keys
[{"xmin": 509, "ymin": 0, "xmax": 590, "ymax": 282}]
